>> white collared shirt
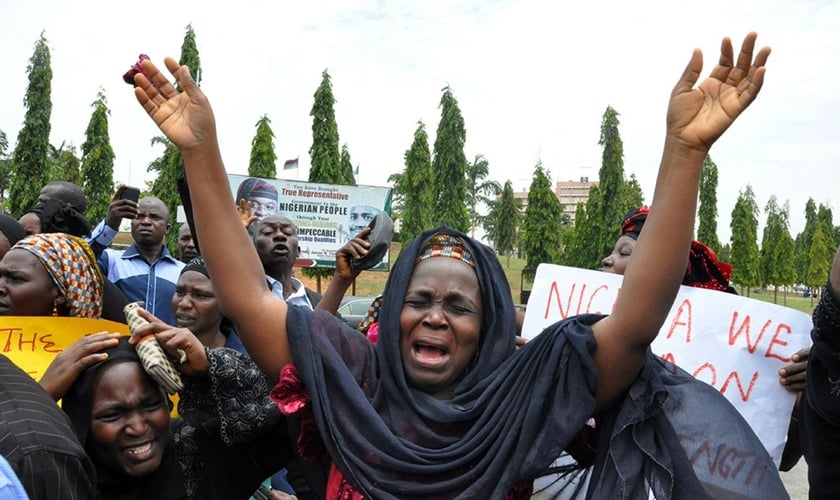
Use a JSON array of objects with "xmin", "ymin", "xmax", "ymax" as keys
[{"xmin": 266, "ymin": 275, "xmax": 313, "ymax": 310}]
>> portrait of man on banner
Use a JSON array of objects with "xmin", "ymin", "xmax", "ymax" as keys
[
  {"xmin": 348, "ymin": 205, "xmax": 382, "ymax": 239},
  {"xmin": 236, "ymin": 177, "xmax": 278, "ymax": 223}
]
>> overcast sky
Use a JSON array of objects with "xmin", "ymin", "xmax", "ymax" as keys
[{"xmin": 1, "ymin": 0, "xmax": 838, "ymax": 242}]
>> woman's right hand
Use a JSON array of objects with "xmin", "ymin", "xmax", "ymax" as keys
[
  {"xmin": 335, "ymin": 227, "xmax": 372, "ymax": 281},
  {"xmin": 39, "ymin": 332, "xmax": 121, "ymax": 401},
  {"xmin": 129, "ymin": 307, "xmax": 211, "ymax": 377}
]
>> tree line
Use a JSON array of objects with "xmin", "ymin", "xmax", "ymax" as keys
[{"xmin": 2, "ymin": 28, "xmax": 834, "ymax": 303}]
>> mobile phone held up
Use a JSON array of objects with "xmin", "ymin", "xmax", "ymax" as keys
[{"xmin": 120, "ymin": 186, "xmax": 141, "ymax": 204}]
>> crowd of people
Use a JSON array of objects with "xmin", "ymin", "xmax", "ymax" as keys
[{"xmin": 0, "ymin": 30, "xmax": 836, "ymax": 499}]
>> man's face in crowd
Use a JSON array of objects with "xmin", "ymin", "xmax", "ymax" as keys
[{"xmin": 131, "ymin": 198, "xmax": 169, "ymax": 248}]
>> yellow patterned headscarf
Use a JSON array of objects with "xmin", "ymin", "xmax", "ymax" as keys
[{"xmin": 12, "ymin": 233, "xmax": 104, "ymax": 319}]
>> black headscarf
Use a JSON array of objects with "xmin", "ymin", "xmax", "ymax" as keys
[
  {"xmin": 62, "ymin": 337, "xmax": 183, "ymax": 495},
  {"xmin": 620, "ymin": 206, "xmax": 648, "ymax": 241},
  {"xmin": 284, "ymin": 226, "xmax": 599, "ymax": 498},
  {"xmin": 0, "ymin": 214, "xmax": 25, "ymax": 246},
  {"xmin": 25, "ymin": 198, "xmax": 92, "ymax": 237},
  {"xmin": 62, "ymin": 337, "xmax": 143, "ymax": 445}
]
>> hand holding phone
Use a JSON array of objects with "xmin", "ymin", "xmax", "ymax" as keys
[{"xmin": 120, "ymin": 186, "xmax": 141, "ymax": 204}]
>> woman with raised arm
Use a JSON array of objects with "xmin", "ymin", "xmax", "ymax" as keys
[{"xmin": 130, "ymin": 33, "xmax": 783, "ymax": 498}]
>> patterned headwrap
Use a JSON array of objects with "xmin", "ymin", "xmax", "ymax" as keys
[
  {"xmin": 12, "ymin": 233, "xmax": 104, "ymax": 318},
  {"xmin": 415, "ymin": 233, "xmax": 476, "ymax": 268},
  {"xmin": 353, "ymin": 234, "xmax": 479, "ymax": 341},
  {"xmin": 236, "ymin": 178, "xmax": 278, "ymax": 202},
  {"xmin": 621, "ymin": 206, "xmax": 649, "ymax": 240}
]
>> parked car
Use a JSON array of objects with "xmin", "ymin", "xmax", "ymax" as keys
[{"xmin": 338, "ymin": 295, "xmax": 377, "ymax": 330}]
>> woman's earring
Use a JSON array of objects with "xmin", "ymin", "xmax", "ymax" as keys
[{"xmin": 52, "ymin": 300, "xmax": 59, "ymax": 317}]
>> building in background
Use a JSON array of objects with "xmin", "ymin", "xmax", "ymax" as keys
[{"xmin": 512, "ymin": 176, "xmax": 599, "ymax": 224}]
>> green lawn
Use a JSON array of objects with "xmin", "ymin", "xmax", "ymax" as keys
[
  {"xmin": 309, "ymin": 245, "xmax": 818, "ymax": 318},
  {"xmin": 739, "ymin": 288, "xmax": 816, "ymax": 315}
]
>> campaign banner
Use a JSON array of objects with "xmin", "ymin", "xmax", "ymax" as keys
[
  {"xmin": 521, "ymin": 264, "xmax": 813, "ymax": 467},
  {"xmin": 229, "ymin": 174, "xmax": 392, "ymax": 270}
]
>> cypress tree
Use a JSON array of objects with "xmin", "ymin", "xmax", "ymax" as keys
[
  {"xmin": 794, "ymin": 198, "xmax": 818, "ymax": 285},
  {"xmin": 521, "ymin": 162, "xmax": 563, "ymax": 272},
  {"xmin": 249, "ymin": 115, "xmax": 277, "ymax": 179},
  {"xmin": 340, "ymin": 144, "xmax": 356, "ymax": 185},
  {"xmin": 80, "ymin": 89, "xmax": 116, "ymax": 223},
  {"xmin": 566, "ymin": 106, "xmax": 627, "ymax": 268},
  {"xmin": 309, "ymin": 69, "xmax": 342, "ymax": 184},
  {"xmin": 431, "ymin": 85, "xmax": 469, "ymax": 231},
  {"xmin": 760, "ymin": 197, "xmax": 795, "ymax": 303},
  {"xmin": 807, "ymin": 225, "xmax": 832, "ymax": 302},
  {"xmin": 698, "ymin": 155, "xmax": 722, "ymax": 252},
  {"xmin": 485, "ymin": 180, "xmax": 521, "ymax": 267},
  {"xmin": 9, "ymin": 33, "xmax": 52, "ymax": 215},
  {"xmin": 306, "ymin": 69, "xmax": 345, "ymax": 289},
  {"xmin": 730, "ymin": 185, "xmax": 761, "ymax": 295},
  {"xmin": 395, "ymin": 121, "xmax": 434, "ymax": 245}
]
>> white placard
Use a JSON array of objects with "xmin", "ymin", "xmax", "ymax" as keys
[{"xmin": 522, "ymin": 263, "xmax": 813, "ymax": 466}]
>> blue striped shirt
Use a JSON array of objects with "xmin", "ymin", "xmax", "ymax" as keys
[{"xmin": 98, "ymin": 245, "xmax": 184, "ymax": 325}]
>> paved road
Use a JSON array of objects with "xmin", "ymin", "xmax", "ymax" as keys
[{"xmin": 780, "ymin": 460, "xmax": 808, "ymax": 499}]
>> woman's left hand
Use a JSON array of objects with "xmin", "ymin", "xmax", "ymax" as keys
[{"xmin": 129, "ymin": 308, "xmax": 210, "ymax": 377}]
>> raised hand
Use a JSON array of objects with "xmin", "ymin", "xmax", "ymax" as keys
[
  {"xmin": 667, "ymin": 32, "xmax": 771, "ymax": 153},
  {"xmin": 134, "ymin": 57, "xmax": 216, "ymax": 152},
  {"xmin": 106, "ymin": 184, "xmax": 139, "ymax": 229}
]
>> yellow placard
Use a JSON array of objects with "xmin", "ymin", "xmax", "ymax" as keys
[
  {"xmin": 1, "ymin": 316, "xmax": 181, "ymax": 416},
  {"xmin": 0, "ymin": 316, "xmax": 130, "ymax": 380}
]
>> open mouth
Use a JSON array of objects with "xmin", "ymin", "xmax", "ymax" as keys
[
  {"xmin": 175, "ymin": 314, "xmax": 195, "ymax": 326},
  {"xmin": 412, "ymin": 342, "xmax": 450, "ymax": 367},
  {"xmin": 123, "ymin": 441, "xmax": 154, "ymax": 461}
]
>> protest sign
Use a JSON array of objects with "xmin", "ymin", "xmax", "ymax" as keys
[
  {"xmin": 228, "ymin": 174, "xmax": 392, "ymax": 269},
  {"xmin": 0, "ymin": 317, "xmax": 129, "ymax": 380},
  {"xmin": 521, "ymin": 264, "xmax": 812, "ymax": 466}
]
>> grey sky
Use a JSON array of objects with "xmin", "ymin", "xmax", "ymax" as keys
[{"xmin": 1, "ymin": 0, "xmax": 838, "ymax": 242}]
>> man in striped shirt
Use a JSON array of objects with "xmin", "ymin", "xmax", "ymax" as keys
[{"xmin": 0, "ymin": 355, "xmax": 96, "ymax": 499}]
